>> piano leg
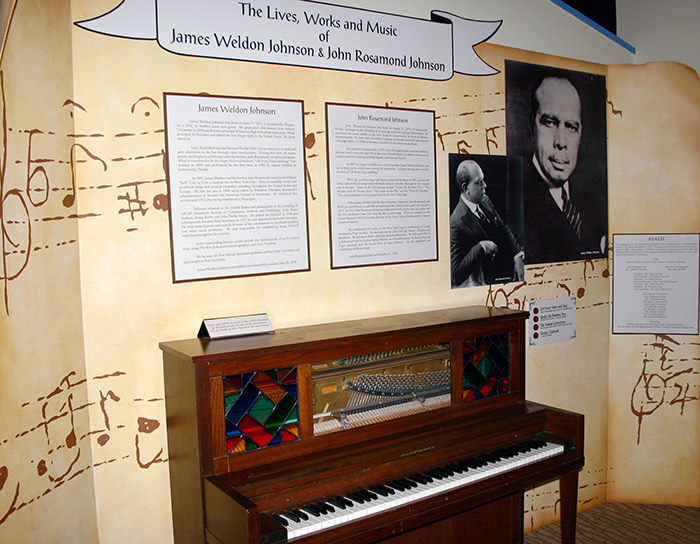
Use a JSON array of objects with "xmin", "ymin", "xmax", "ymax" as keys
[
  {"xmin": 511, "ymin": 491, "xmax": 524, "ymax": 544},
  {"xmin": 559, "ymin": 469, "xmax": 579, "ymax": 544}
]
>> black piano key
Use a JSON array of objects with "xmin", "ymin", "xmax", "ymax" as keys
[
  {"xmin": 517, "ymin": 442, "xmax": 532, "ymax": 452},
  {"xmin": 400, "ymin": 477, "xmax": 418, "ymax": 488},
  {"xmin": 361, "ymin": 489, "xmax": 378, "ymax": 501},
  {"xmin": 347, "ymin": 492, "xmax": 367, "ymax": 504},
  {"xmin": 317, "ymin": 501, "xmax": 335, "ymax": 514},
  {"xmin": 457, "ymin": 459, "xmax": 474, "ymax": 470},
  {"xmin": 476, "ymin": 455, "xmax": 491, "ymax": 466},
  {"xmin": 446, "ymin": 462, "xmax": 465, "ymax": 474},
  {"xmin": 301, "ymin": 504, "xmax": 321, "ymax": 517},
  {"xmin": 378, "ymin": 484, "xmax": 395, "ymax": 495},
  {"xmin": 357, "ymin": 491, "xmax": 372, "ymax": 502},
  {"xmin": 387, "ymin": 478, "xmax": 411, "ymax": 491},
  {"xmin": 527, "ymin": 439, "xmax": 546, "ymax": 449},
  {"xmin": 312, "ymin": 502, "xmax": 327, "ymax": 515},
  {"xmin": 282, "ymin": 510, "xmax": 300, "ymax": 523},
  {"xmin": 385, "ymin": 480, "xmax": 401, "ymax": 491},
  {"xmin": 272, "ymin": 513, "xmax": 289, "ymax": 527},
  {"xmin": 425, "ymin": 469, "xmax": 447, "ymax": 480},
  {"xmin": 370, "ymin": 485, "xmax": 389, "ymax": 497},
  {"xmin": 407, "ymin": 473, "xmax": 431, "ymax": 485},
  {"xmin": 292, "ymin": 508, "xmax": 308, "ymax": 521},
  {"xmin": 416, "ymin": 473, "xmax": 434, "ymax": 483},
  {"xmin": 328, "ymin": 497, "xmax": 348, "ymax": 509}
]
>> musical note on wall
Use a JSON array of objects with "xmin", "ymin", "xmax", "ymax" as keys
[
  {"xmin": 631, "ymin": 334, "xmax": 699, "ymax": 444},
  {"xmin": 0, "ymin": 368, "xmax": 166, "ymax": 527},
  {"xmin": 0, "ymin": 70, "xmax": 169, "ymax": 315}
]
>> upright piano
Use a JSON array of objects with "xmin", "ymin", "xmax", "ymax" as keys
[{"xmin": 161, "ymin": 306, "xmax": 584, "ymax": 544}]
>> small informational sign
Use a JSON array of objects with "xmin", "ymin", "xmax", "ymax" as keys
[
  {"xmin": 529, "ymin": 297, "xmax": 577, "ymax": 346},
  {"xmin": 198, "ymin": 314, "xmax": 275, "ymax": 339},
  {"xmin": 613, "ymin": 233, "xmax": 699, "ymax": 334},
  {"xmin": 326, "ymin": 103, "xmax": 438, "ymax": 268}
]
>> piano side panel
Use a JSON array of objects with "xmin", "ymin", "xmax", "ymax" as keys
[
  {"xmin": 204, "ymin": 476, "xmax": 267, "ymax": 544},
  {"xmin": 163, "ymin": 352, "xmax": 207, "ymax": 544},
  {"xmin": 544, "ymin": 403, "xmax": 585, "ymax": 454}
]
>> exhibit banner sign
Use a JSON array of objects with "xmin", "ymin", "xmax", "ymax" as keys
[
  {"xmin": 613, "ymin": 233, "xmax": 700, "ymax": 334},
  {"xmin": 164, "ymin": 93, "xmax": 310, "ymax": 282},
  {"xmin": 76, "ymin": 0, "xmax": 501, "ymax": 79}
]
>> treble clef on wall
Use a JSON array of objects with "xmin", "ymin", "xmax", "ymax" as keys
[{"xmin": 0, "ymin": 71, "xmax": 31, "ymax": 316}]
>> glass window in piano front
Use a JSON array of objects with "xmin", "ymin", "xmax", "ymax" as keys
[
  {"xmin": 462, "ymin": 334, "xmax": 510, "ymax": 402},
  {"xmin": 310, "ymin": 343, "xmax": 452, "ymax": 435},
  {"xmin": 223, "ymin": 367, "xmax": 299, "ymax": 455}
]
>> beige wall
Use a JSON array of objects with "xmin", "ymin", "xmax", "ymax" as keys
[
  {"xmin": 0, "ymin": 1, "xmax": 98, "ymax": 542},
  {"xmin": 607, "ymin": 61, "xmax": 700, "ymax": 505},
  {"xmin": 0, "ymin": 0, "xmax": 697, "ymax": 543}
]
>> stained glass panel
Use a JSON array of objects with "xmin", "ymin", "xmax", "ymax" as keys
[
  {"xmin": 223, "ymin": 367, "xmax": 299, "ymax": 455},
  {"xmin": 462, "ymin": 333, "xmax": 510, "ymax": 403}
]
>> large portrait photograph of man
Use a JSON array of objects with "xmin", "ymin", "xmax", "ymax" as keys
[
  {"xmin": 506, "ymin": 60, "xmax": 608, "ymax": 265},
  {"xmin": 449, "ymin": 153, "xmax": 524, "ymax": 288}
]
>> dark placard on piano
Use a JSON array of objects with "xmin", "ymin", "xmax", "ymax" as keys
[{"xmin": 160, "ymin": 306, "xmax": 584, "ymax": 544}]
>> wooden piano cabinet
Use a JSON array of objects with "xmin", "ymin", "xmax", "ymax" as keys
[
  {"xmin": 161, "ymin": 306, "xmax": 584, "ymax": 544},
  {"xmin": 376, "ymin": 493, "xmax": 524, "ymax": 544}
]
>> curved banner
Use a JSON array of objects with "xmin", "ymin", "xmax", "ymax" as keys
[{"xmin": 76, "ymin": 0, "xmax": 501, "ymax": 79}]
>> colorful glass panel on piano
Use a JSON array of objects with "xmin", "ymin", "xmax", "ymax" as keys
[
  {"xmin": 462, "ymin": 334, "xmax": 510, "ymax": 402},
  {"xmin": 310, "ymin": 343, "xmax": 452, "ymax": 435},
  {"xmin": 223, "ymin": 367, "xmax": 299, "ymax": 455}
]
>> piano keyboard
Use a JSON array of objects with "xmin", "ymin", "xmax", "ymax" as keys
[{"xmin": 271, "ymin": 439, "xmax": 564, "ymax": 541}]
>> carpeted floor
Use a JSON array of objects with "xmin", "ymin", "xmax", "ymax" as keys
[{"xmin": 524, "ymin": 503, "xmax": 700, "ymax": 544}]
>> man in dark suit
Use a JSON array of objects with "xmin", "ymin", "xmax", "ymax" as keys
[
  {"xmin": 450, "ymin": 159, "xmax": 524, "ymax": 287},
  {"xmin": 524, "ymin": 75, "xmax": 606, "ymax": 263}
]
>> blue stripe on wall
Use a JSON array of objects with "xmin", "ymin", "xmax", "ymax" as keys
[{"xmin": 549, "ymin": 0, "xmax": 636, "ymax": 54}]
